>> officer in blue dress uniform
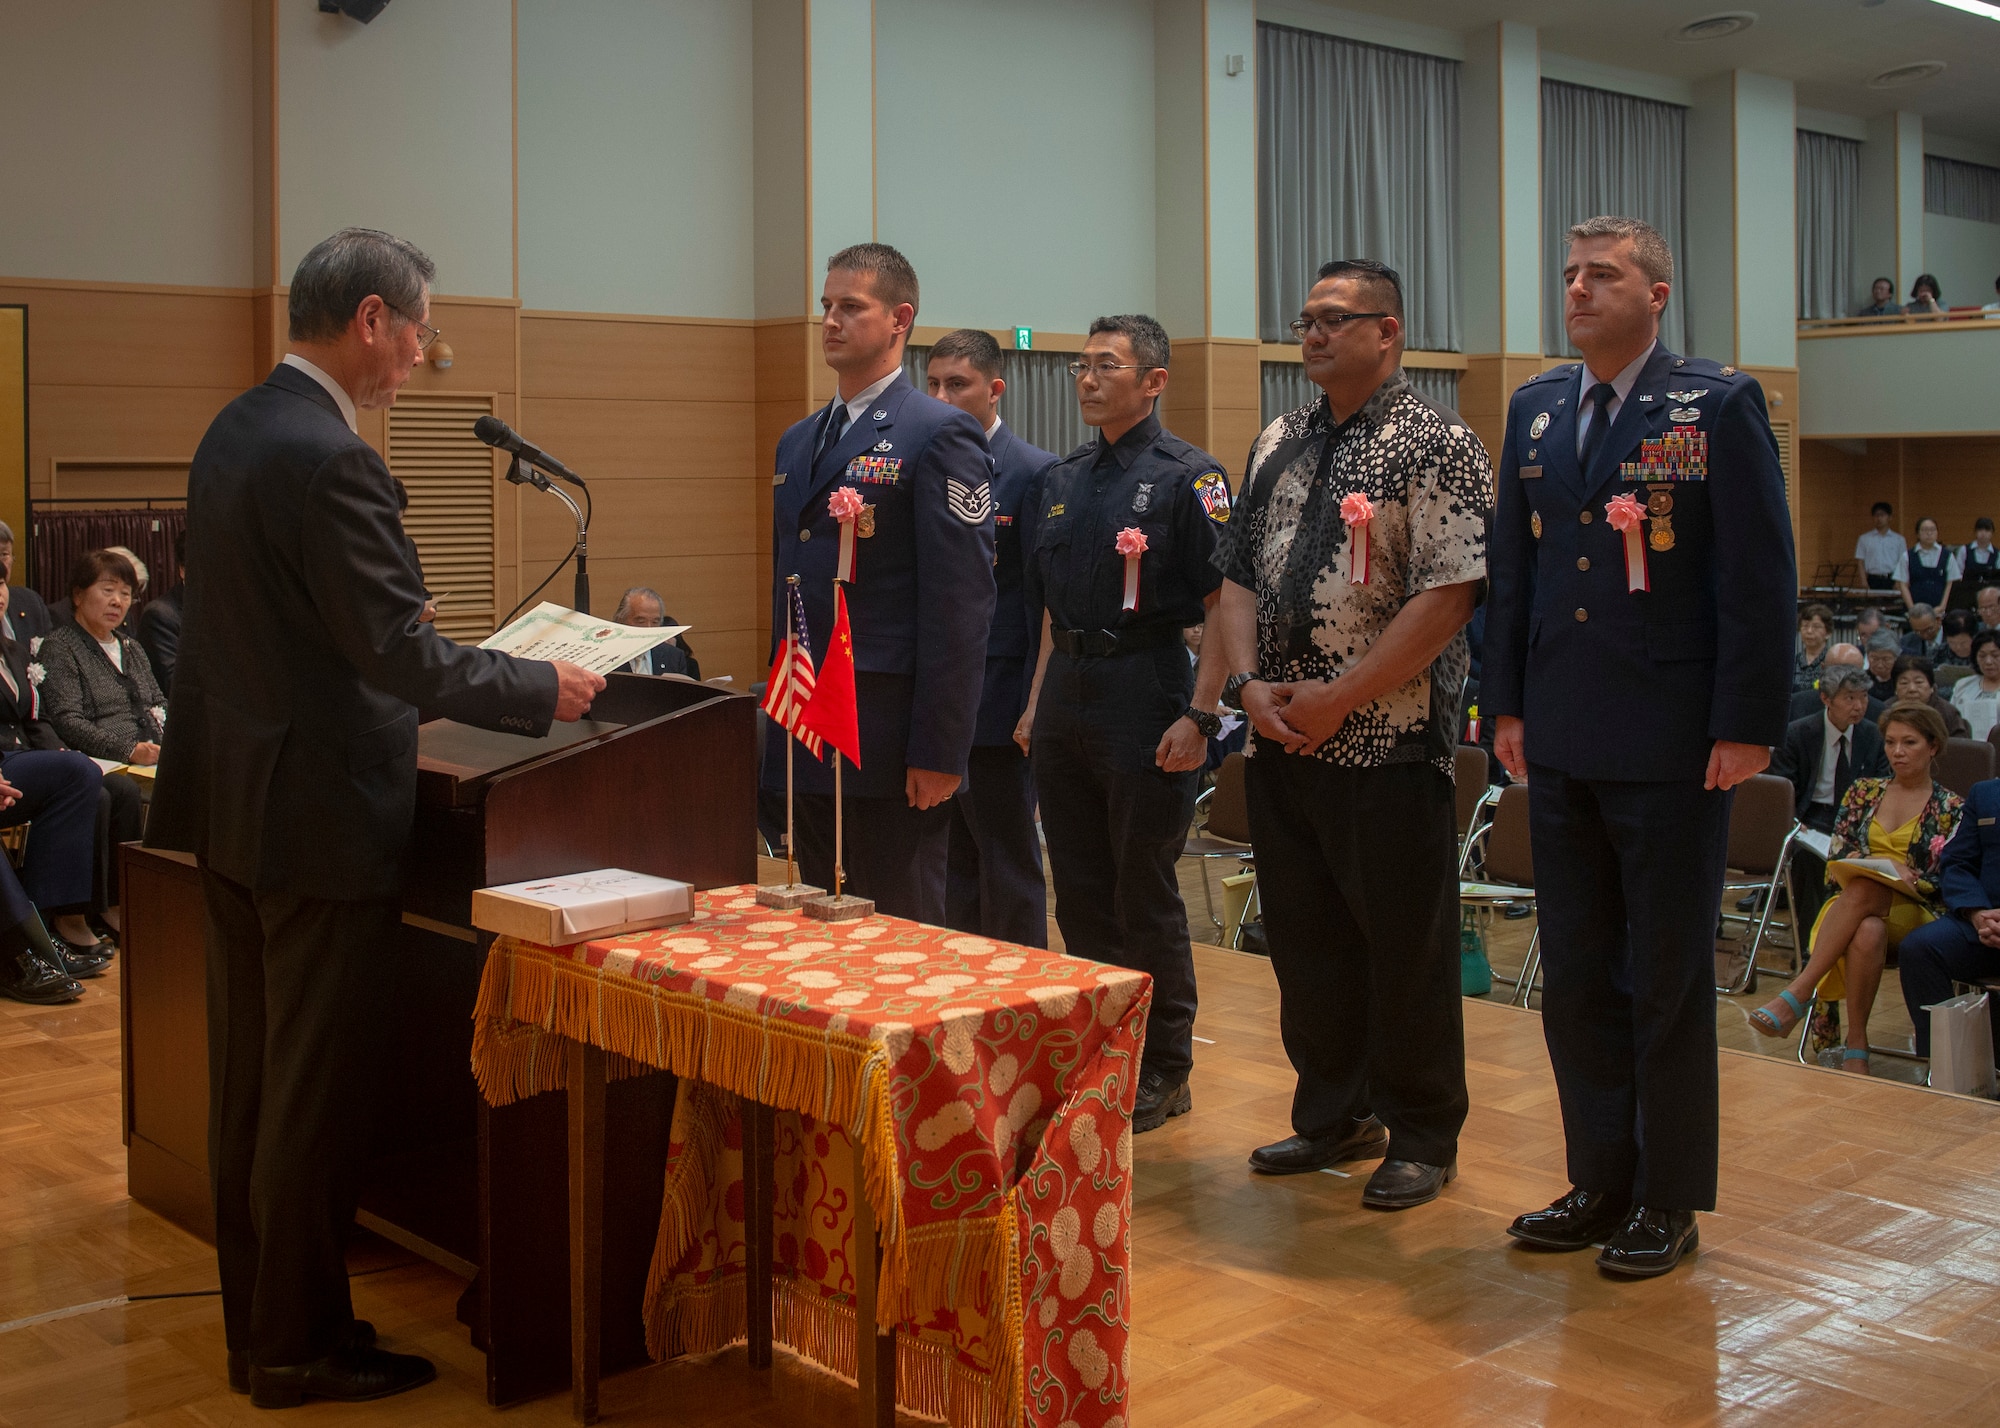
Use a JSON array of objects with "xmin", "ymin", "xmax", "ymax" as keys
[
  {"xmin": 1018, "ymin": 314, "xmax": 1231, "ymax": 1133},
  {"xmin": 767, "ymin": 246, "xmax": 997, "ymax": 923},
  {"xmin": 1484, "ymin": 217, "xmax": 1794, "ymax": 1278},
  {"xmin": 925, "ymin": 330, "xmax": 1056, "ymax": 947}
]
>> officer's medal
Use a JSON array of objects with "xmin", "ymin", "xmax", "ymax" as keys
[
  {"xmin": 857, "ymin": 504, "xmax": 877, "ymax": 539},
  {"xmin": 1647, "ymin": 486, "xmax": 1674, "ymax": 552},
  {"xmin": 1132, "ymin": 482, "xmax": 1154, "ymax": 515}
]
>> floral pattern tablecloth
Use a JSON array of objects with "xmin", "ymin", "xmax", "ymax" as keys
[{"xmin": 470, "ymin": 886, "xmax": 1150, "ymax": 1428}]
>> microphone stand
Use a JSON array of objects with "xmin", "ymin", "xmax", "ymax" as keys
[{"xmin": 505, "ymin": 453, "xmax": 590, "ymax": 614}]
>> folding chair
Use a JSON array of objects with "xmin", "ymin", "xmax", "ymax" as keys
[
  {"xmin": 1454, "ymin": 744, "xmax": 1501, "ymax": 877},
  {"xmin": 1458, "ymin": 784, "xmax": 1539, "ymax": 1005},
  {"xmin": 1184, "ymin": 752, "xmax": 1254, "ymax": 944},
  {"xmin": 1717, "ymin": 774, "xmax": 1804, "ymax": 995}
]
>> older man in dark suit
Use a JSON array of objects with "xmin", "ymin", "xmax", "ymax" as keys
[
  {"xmin": 147, "ymin": 229, "xmax": 603, "ymax": 1408},
  {"xmin": 1770, "ymin": 664, "xmax": 1889, "ymax": 930}
]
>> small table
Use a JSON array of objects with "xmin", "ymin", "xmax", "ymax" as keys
[{"xmin": 471, "ymin": 888, "xmax": 1150, "ymax": 1428}]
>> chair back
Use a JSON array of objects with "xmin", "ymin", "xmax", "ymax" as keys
[
  {"xmin": 1938, "ymin": 737, "xmax": 1998, "ymax": 799},
  {"xmin": 1205, "ymin": 753, "xmax": 1253, "ymax": 844},
  {"xmin": 1725, "ymin": 774, "xmax": 1797, "ymax": 876},
  {"xmin": 1482, "ymin": 784, "xmax": 1534, "ymax": 887},
  {"xmin": 1937, "ymin": 664, "xmax": 1974, "ymax": 695},
  {"xmin": 1454, "ymin": 744, "xmax": 1490, "ymax": 833}
]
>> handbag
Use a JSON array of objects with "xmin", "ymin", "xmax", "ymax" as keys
[{"xmin": 1928, "ymin": 991, "xmax": 1998, "ymax": 1098}]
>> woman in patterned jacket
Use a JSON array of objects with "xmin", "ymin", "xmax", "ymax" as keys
[{"xmin": 1749, "ymin": 701, "xmax": 1964, "ymax": 1072}]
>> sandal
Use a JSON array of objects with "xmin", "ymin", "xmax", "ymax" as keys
[
  {"xmin": 1749, "ymin": 989, "xmax": 1807, "ymax": 1038},
  {"xmin": 1841, "ymin": 1048, "xmax": 1871, "ymax": 1075}
]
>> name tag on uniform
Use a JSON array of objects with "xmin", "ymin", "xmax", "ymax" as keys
[
  {"xmin": 1520, "ymin": 466, "xmax": 1542, "ymax": 480},
  {"xmin": 1981, "ymin": 817, "xmax": 1996, "ymax": 827}
]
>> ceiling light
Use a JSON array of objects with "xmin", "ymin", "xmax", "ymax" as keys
[
  {"xmin": 1868, "ymin": 60, "xmax": 1948, "ymax": 87},
  {"xmin": 1926, "ymin": 0, "xmax": 2000, "ymax": 21},
  {"xmin": 1673, "ymin": 11, "xmax": 1758, "ymax": 41}
]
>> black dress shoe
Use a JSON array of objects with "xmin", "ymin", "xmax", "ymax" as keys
[
  {"xmin": 229, "ymin": 1320, "xmax": 377, "ymax": 1393},
  {"xmin": 1361, "ymin": 1158, "xmax": 1456, "ymax": 1209},
  {"xmin": 1596, "ymin": 1207, "xmax": 1698, "ymax": 1278},
  {"xmin": 1507, "ymin": 1187, "xmax": 1632, "ymax": 1251},
  {"xmin": 1132, "ymin": 1069, "xmax": 1191, "ymax": 1133},
  {"xmin": 1248, "ymin": 1117, "xmax": 1388, "ymax": 1174},
  {"xmin": 248, "ymin": 1344, "xmax": 434, "ymax": 1409},
  {"xmin": 48, "ymin": 937, "xmax": 112, "ymax": 979},
  {"xmin": 1, "ymin": 947, "xmax": 82, "ymax": 1004}
]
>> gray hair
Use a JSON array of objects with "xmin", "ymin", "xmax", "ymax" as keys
[
  {"xmin": 1866, "ymin": 631, "xmax": 1902, "ymax": 654},
  {"xmin": 1819, "ymin": 665, "xmax": 1873, "ymax": 700},
  {"xmin": 1908, "ymin": 603, "xmax": 1937, "ymax": 621},
  {"xmin": 289, "ymin": 227, "xmax": 436, "ymax": 343},
  {"xmin": 1087, "ymin": 313, "xmax": 1171, "ymax": 370},
  {"xmin": 1565, "ymin": 215, "xmax": 1675, "ymax": 286},
  {"xmin": 0, "ymin": 521, "xmax": 13, "ymax": 546},
  {"xmin": 613, "ymin": 586, "xmax": 666, "ymax": 622}
]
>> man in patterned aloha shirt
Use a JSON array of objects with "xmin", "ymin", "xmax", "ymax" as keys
[{"xmin": 1213, "ymin": 259, "xmax": 1492, "ymax": 1210}]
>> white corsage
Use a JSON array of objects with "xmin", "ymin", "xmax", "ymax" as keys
[
  {"xmin": 149, "ymin": 704, "xmax": 167, "ymax": 729},
  {"xmin": 28, "ymin": 636, "xmax": 42, "ymax": 656},
  {"xmin": 26, "ymin": 662, "xmax": 44, "ymax": 687}
]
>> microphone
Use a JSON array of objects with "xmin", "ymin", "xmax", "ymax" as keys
[{"xmin": 472, "ymin": 415, "xmax": 586, "ymax": 487}]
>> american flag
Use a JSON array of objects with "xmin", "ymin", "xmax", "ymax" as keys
[{"xmin": 761, "ymin": 581, "xmax": 824, "ymax": 759}]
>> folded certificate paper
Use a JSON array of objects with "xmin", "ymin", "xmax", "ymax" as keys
[
  {"xmin": 1827, "ymin": 856, "xmax": 1913, "ymax": 894},
  {"xmin": 481, "ymin": 602, "xmax": 689, "ymax": 677},
  {"xmin": 472, "ymin": 868, "xmax": 693, "ymax": 944}
]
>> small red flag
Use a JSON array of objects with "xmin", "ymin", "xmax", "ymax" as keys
[{"xmin": 801, "ymin": 584, "xmax": 861, "ymax": 767}]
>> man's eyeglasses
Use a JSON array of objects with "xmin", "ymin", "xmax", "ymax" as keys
[
  {"xmin": 391, "ymin": 305, "xmax": 443, "ymax": 353},
  {"xmin": 1287, "ymin": 311, "xmax": 1388, "ymax": 340},
  {"xmin": 1066, "ymin": 360, "xmax": 1154, "ymax": 381}
]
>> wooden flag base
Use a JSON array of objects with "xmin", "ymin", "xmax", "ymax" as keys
[
  {"xmin": 756, "ymin": 883, "xmax": 824, "ymax": 910},
  {"xmin": 802, "ymin": 893, "xmax": 874, "ymax": 923}
]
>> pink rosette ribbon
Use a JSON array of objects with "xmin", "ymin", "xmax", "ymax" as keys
[
  {"xmin": 1604, "ymin": 491, "xmax": 1649, "ymax": 593},
  {"xmin": 828, "ymin": 485, "xmax": 866, "ymax": 582},
  {"xmin": 1339, "ymin": 491, "xmax": 1377, "ymax": 585},
  {"xmin": 1115, "ymin": 526, "xmax": 1148, "ymax": 610}
]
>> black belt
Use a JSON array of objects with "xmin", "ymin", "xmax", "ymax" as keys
[{"xmin": 1048, "ymin": 624, "xmax": 1182, "ymax": 659}]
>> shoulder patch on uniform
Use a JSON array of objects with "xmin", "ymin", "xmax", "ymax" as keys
[
  {"xmin": 945, "ymin": 477, "xmax": 994, "ymax": 525},
  {"xmin": 1193, "ymin": 470, "xmax": 1232, "ymax": 525}
]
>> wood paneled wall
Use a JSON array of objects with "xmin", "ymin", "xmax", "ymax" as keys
[
  {"xmin": 1798, "ymin": 435, "xmax": 2000, "ymax": 578},
  {"xmin": 1159, "ymin": 338, "xmax": 1261, "ymax": 476}
]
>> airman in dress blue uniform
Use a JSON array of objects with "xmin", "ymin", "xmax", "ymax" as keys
[
  {"xmin": 1018, "ymin": 314, "xmax": 1232, "ymax": 1133},
  {"xmin": 1484, "ymin": 217, "xmax": 1794, "ymax": 1278},
  {"xmin": 765, "ymin": 247, "xmax": 997, "ymax": 923},
  {"xmin": 925, "ymin": 331, "xmax": 1056, "ymax": 947}
]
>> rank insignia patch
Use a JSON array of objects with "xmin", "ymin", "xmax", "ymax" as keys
[
  {"xmin": 1194, "ymin": 470, "xmax": 1232, "ymax": 524},
  {"xmin": 946, "ymin": 478, "xmax": 994, "ymax": 525}
]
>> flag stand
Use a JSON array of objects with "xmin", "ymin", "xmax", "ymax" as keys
[
  {"xmin": 758, "ymin": 576, "xmax": 823, "ymax": 909},
  {"xmin": 802, "ymin": 752, "xmax": 873, "ymax": 922}
]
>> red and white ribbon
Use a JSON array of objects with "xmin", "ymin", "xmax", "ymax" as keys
[
  {"xmin": 828, "ymin": 486, "xmax": 865, "ymax": 582},
  {"xmin": 1604, "ymin": 492, "xmax": 1649, "ymax": 593},
  {"xmin": 1115, "ymin": 526, "xmax": 1148, "ymax": 610},
  {"xmin": 1340, "ymin": 492, "xmax": 1376, "ymax": 585}
]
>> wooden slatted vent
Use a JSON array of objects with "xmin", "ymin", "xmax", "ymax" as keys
[
  {"xmin": 386, "ymin": 393, "xmax": 496, "ymax": 641},
  {"xmin": 1771, "ymin": 418, "xmax": 1796, "ymax": 509}
]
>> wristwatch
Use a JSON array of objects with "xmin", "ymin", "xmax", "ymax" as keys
[
  {"xmin": 1220, "ymin": 671, "xmax": 1262, "ymax": 711},
  {"xmin": 1185, "ymin": 706, "xmax": 1223, "ymax": 739}
]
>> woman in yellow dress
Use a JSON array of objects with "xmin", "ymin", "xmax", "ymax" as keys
[{"xmin": 1750, "ymin": 702, "xmax": 1964, "ymax": 1073}]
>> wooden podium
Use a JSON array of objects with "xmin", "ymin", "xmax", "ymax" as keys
[{"xmin": 121, "ymin": 673, "xmax": 755, "ymax": 1407}]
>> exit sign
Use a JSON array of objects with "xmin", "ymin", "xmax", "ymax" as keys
[{"xmin": 1013, "ymin": 327, "xmax": 1032, "ymax": 350}]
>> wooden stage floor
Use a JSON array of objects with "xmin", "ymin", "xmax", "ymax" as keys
[{"xmin": 4, "ymin": 933, "xmax": 2000, "ymax": 1425}]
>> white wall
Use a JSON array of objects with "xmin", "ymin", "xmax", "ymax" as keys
[
  {"xmin": 518, "ymin": 1, "xmax": 754, "ymax": 317},
  {"xmin": 277, "ymin": 0, "xmax": 514, "ymax": 297},
  {"xmin": 873, "ymin": 0, "xmax": 1157, "ymax": 332},
  {"xmin": 1924, "ymin": 214, "xmax": 2000, "ymax": 312},
  {"xmin": 0, "ymin": 0, "xmax": 253, "ymax": 286}
]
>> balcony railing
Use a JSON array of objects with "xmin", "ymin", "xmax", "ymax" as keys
[{"xmin": 1799, "ymin": 309, "xmax": 2000, "ymax": 337}]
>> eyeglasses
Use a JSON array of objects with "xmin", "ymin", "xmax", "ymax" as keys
[
  {"xmin": 1288, "ymin": 311, "xmax": 1388, "ymax": 340},
  {"xmin": 391, "ymin": 305, "xmax": 443, "ymax": 353},
  {"xmin": 1066, "ymin": 360, "xmax": 1153, "ymax": 381}
]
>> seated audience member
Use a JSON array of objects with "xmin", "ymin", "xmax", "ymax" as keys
[
  {"xmin": 137, "ymin": 530, "xmax": 186, "ymax": 695},
  {"xmin": 1897, "ymin": 772, "xmax": 2000, "ymax": 1062},
  {"xmin": 1855, "ymin": 502, "xmax": 1903, "ymax": 591},
  {"xmin": 0, "ymin": 524, "xmax": 50, "ymax": 641},
  {"xmin": 1893, "ymin": 655, "xmax": 1972, "ymax": 739},
  {"xmin": 1895, "ymin": 519, "xmax": 1960, "ymax": 615},
  {"xmin": 1904, "ymin": 273, "xmax": 1944, "ymax": 315},
  {"xmin": 1980, "ymin": 584, "xmax": 2000, "ymax": 633},
  {"xmin": 1986, "ymin": 276, "xmax": 2000, "ymax": 314},
  {"xmin": 1952, "ymin": 630, "xmax": 2000, "ymax": 741},
  {"xmin": 1750, "ymin": 702, "xmax": 1962, "ymax": 1074},
  {"xmin": 1941, "ymin": 609, "xmax": 1980, "ymax": 667},
  {"xmin": 1794, "ymin": 603, "xmax": 1834, "ymax": 692},
  {"xmin": 1853, "ymin": 606, "xmax": 1884, "ymax": 647},
  {"xmin": 1787, "ymin": 644, "xmax": 1885, "ymax": 723},
  {"xmin": 611, "ymin": 586, "xmax": 697, "ymax": 678},
  {"xmin": 1858, "ymin": 277, "xmax": 1900, "ymax": 318},
  {"xmin": 1865, "ymin": 632, "xmax": 1902, "ymax": 703},
  {"xmin": 1962, "ymin": 517, "xmax": 1999, "ymax": 580},
  {"xmin": 1771, "ymin": 665, "xmax": 1889, "ymax": 932},
  {"xmin": 51, "ymin": 545, "xmax": 148, "ymax": 635},
  {"xmin": 41, "ymin": 551, "xmax": 168, "ymax": 766},
  {"xmin": 1901, "ymin": 605, "xmax": 1944, "ymax": 661}
]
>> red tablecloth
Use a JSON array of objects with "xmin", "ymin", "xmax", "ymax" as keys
[{"xmin": 470, "ymin": 887, "xmax": 1150, "ymax": 1428}]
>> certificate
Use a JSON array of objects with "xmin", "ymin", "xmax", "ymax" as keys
[{"xmin": 479, "ymin": 601, "xmax": 688, "ymax": 676}]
